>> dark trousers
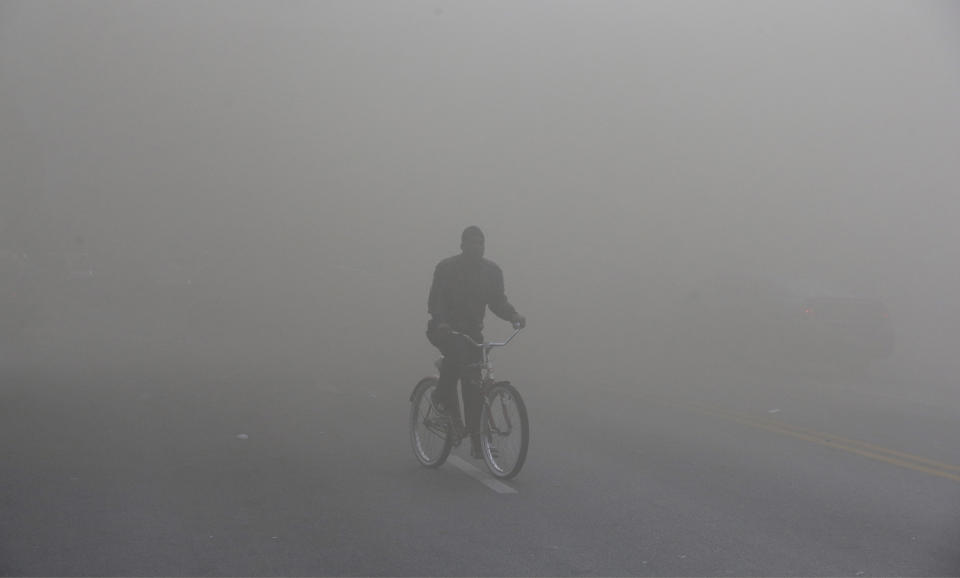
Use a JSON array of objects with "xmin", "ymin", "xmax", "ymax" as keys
[{"xmin": 427, "ymin": 327, "xmax": 483, "ymax": 436}]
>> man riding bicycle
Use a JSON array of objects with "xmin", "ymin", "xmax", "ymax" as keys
[{"xmin": 426, "ymin": 226, "xmax": 526, "ymax": 459}]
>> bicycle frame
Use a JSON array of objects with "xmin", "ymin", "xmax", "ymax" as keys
[
  {"xmin": 448, "ymin": 328, "xmax": 521, "ymax": 382},
  {"xmin": 412, "ymin": 326, "xmax": 528, "ymax": 478},
  {"xmin": 438, "ymin": 328, "xmax": 521, "ymax": 442}
]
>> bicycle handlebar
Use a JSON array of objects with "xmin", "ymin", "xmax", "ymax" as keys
[{"xmin": 449, "ymin": 328, "xmax": 521, "ymax": 349}]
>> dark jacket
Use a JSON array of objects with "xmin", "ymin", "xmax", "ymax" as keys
[{"xmin": 428, "ymin": 253, "xmax": 518, "ymax": 335}]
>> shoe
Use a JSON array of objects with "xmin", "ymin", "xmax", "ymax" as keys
[
  {"xmin": 431, "ymin": 391, "xmax": 451, "ymax": 416},
  {"xmin": 471, "ymin": 445, "xmax": 499, "ymax": 459},
  {"xmin": 470, "ymin": 435, "xmax": 499, "ymax": 459}
]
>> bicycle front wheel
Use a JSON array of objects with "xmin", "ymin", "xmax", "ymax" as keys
[
  {"xmin": 409, "ymin": 377, "xmax": 453, "ymax": 467},
  {"xmin": 480, "ymin": 381, "xmax": 529, "ymax": 479}
]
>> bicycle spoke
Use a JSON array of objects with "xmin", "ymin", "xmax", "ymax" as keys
[
  {"xmin": 410, "ymin": 379, "xmax": 452, "ymax": 467},
  {"xmin": 480, "ymin": 383, "xmax": 528, "ymax": 479},
  {"xmin": 498, "ymin": 393, "xmax": 514, "ymax": 432}
]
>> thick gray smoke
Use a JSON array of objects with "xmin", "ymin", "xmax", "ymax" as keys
[{"xmin": 1, "ymin": 1, "xmax": 958, "ymax": 393}]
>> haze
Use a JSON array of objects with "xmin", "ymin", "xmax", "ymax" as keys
[
  {"xmin": 2, "ymin": 0, "xmax": 958, "ymax": 380},
  {"xmin": 1, "ymin": 2, "xmax": 959, "ymax": 574}
]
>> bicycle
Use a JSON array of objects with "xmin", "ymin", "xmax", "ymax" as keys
[{"xmin": 409, "ymin": 328, "xmax": 529, "ymax": 479}]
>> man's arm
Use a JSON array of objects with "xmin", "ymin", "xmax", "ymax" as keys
[{"xmin": 488, "ymin": 265, "xmax": 524, "ymax": 327}]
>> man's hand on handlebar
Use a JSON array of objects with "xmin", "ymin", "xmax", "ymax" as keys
[{"xmin": 511, "ymin": 314, "xmax": 526, "ymax": 330}]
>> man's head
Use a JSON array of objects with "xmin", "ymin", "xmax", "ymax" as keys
[{"xmin": 460, "ymin": 226, "xmax": 485, "ymax": 261}]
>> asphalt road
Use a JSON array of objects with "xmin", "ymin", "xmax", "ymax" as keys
[{"xmin": 2, "ymin": 355, "xmax": 959, "ymax": 576}]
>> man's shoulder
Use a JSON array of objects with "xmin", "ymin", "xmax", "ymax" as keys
[
  {"xmin": 435, "ymin": 254, "xmax": 462, "ymax": 271},
  {"xmin": 434, "ymin": 255, "xmax": 502, "ymax": 275},
  {"xmin": 480, "ymin": 257, "xmax": 503, "ymax": 276}
]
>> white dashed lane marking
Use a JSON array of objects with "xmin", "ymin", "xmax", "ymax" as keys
[{"xmin": 448, "ymin": 456, "xmax": 518, "ymax": 494}]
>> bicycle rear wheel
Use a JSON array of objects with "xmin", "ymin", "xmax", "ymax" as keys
[
  {"xmin": 409, "ymin": 377, "xmax": 453, "ymax": 467},
  {"xmin": 480, "ymin": 381, "xmax": 529, "ymax": 479}
]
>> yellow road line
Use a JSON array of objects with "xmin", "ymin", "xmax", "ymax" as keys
[
  {"xmin": 654, "ymin": 396, "xmax": 960, "ymax": 483},
  {"xmin": 676, "ymin": 398, "xmax": 960, "ymax": 472}
]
